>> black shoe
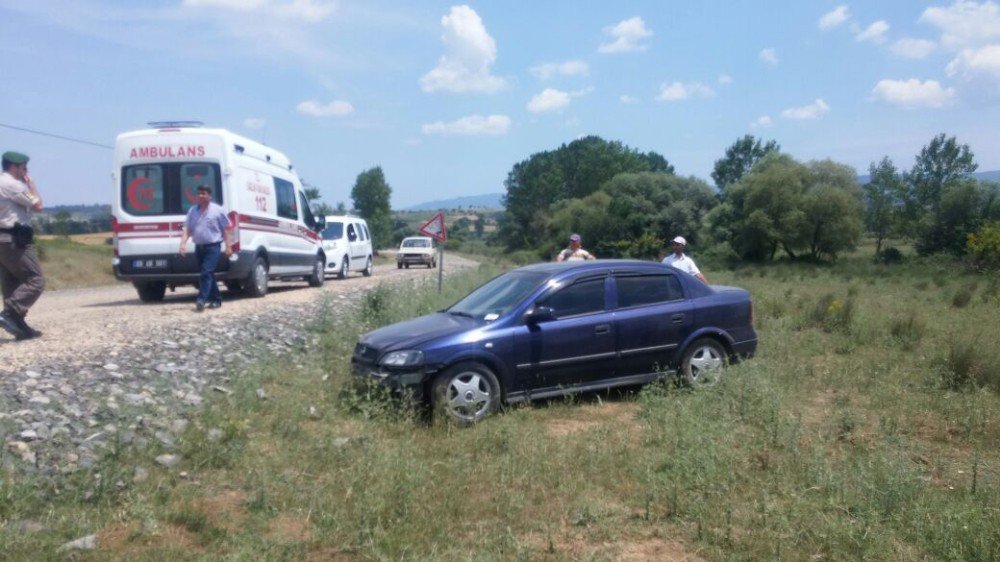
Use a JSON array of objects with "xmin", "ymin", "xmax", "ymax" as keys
[
  {"xmin": 207, "ymin": 301, "xmax": 222, "ymax": 309},
  {"xmin": 195, "ymin": 301, "xmax": 205, "ymax": 312},
  {"xmin": 12, "ymin": 314, "xmax": 42, "ymax": 340},
  {"xmin": 0, "ymin": 310, "xmax": 28, "ymax": 340}
]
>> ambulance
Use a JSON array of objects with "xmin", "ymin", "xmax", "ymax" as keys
[{"xmin": 112, "ymin": 122, "xmax": 327, "ymax": 302}]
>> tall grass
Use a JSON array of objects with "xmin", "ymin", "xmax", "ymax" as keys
[{"xmin": 0, "ymin": 257, "xmax": 997, "ymax": 561}]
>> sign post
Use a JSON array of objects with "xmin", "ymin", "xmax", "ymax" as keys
[{"xmin": 418, "ymin": 212, "xmax": 448, "ymax": 292}]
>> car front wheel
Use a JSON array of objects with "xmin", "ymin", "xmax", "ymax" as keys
[
  {"xmin": 680, "ymin": 338, "xmax": 728, "ymax": 388},
  {"xmin": 431, "ymin": 362, "xmax": 501, "ymax": 425},
  {"xmin": 363, "ymin": 256, "xmax": 373, "ymax": 277}
]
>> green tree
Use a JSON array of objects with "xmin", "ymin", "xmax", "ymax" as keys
[
  {"xmin": 351, "ymin": 167, "xmax": 393, "ymax": 250},
  {"xmin": 711, "ymin": 134, "xmax": 780, "ymax": 190},
  {"xmin": 500, "ymin": 136, "xmax": 672, "ymax": 250},
  {"xmin": 52, "ymin": 210, "xmax": 72, "ymax": 238},
  {"xmin": 864, "ymin": 157, "xmax": 905, "ymax": 255}
]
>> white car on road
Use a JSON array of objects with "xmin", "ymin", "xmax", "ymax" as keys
[
  {"xmin": 321, "ymin": 216, "xmax": 373, "ymax": 278},
  {"xmin": 397, "ymin": 236, "xmax": 436, "ymax": 269}
]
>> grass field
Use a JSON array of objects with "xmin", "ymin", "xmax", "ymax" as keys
[
  {"xmin": 0, "ymin": 250, "xmax": 997, "ymax": 560},
  {"xmin": 34, "ymin": 234, "xmax": 116, "ymax": 290}
]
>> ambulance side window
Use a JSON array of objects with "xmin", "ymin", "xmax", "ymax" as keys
[{"xmin": 274, "ymin": 178, "xmax": 297, "ymax": 220}]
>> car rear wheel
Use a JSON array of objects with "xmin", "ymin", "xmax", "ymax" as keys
[
  {"xmin": 397, "ymin": 262, "xmax": 402, "ymax": 269},
  {"xmin": 244, "ymin": 256, "xmax": 269, "ymax": 298},
  {"xmin": 431, "ymin": 362, "xmax": 501, "ymax": 425},
  {"xmin": 134, "ymin": 281, "xmax": 166, "ymax": 303},
  {"xmin": 363, "ymin": 256, "xmax": 373, "ymax": 277},
  {"xmin": 338, "ymin": 257, "xmax": 349, "ymax": 279},
  {"xmin": 680, "ymin": 338, "xmax": 727, "ymax": 388},
  {"xmin": 308, "ymin": 256, "xmax": 325, "ymax": 287}
]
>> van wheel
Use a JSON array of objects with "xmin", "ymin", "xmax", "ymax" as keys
[
  {"xmin": 134, "ymin": 281, "xmax": 166, "ymax": 303},
  {"xmin": 224, "ymin": 280, "xmax": 242, "ymax": 294},
  {"xmin": 363, "ymin": 256, "xmax": 373, "ymax": 277},
  {"xmin": 338, "ymin": 258, "xmax": 349, "ymax": 280},
  {"xmin": 680, "ymin": 338, "xmax": 728, "ymax": 388},
  {"xmin": 245, "ymin": 257, "xmax": 269, "ymax": 298},
  {"xmin": 431, "ymin": 362, "xmax": 501, "ymax": 425},
  {"xmin": 404, "ymin": 263, "xmax": 410, "ymax": 269},
  {"xmin": 397, "ymin": 263, "xmax": 402, "ymax": 269},
  {"xmin": 308, "ymin": 256, "xmax": 325, "ymax": 287}
]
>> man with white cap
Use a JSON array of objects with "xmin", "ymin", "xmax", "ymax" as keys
[
  {"xmin": 556, "ymin": 233, "xmax": 595, "ymax": 261},
  {"xmin": 662, "ymin": 235, "xmax": 708, "ymax": 284}
]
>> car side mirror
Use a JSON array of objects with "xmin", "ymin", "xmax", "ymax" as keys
[
  {"xmin": 525, "ymin": 305, "xmax": 555, "ymax": 324},
  {"xmin": 313, "ymin": 215, "xmax": 326, "ymax": 232}
]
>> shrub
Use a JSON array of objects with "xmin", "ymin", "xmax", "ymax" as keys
[
  {"xmin": 879, "ymin": 246, "xmax": 903, "ymax": 264},
  {"xmin": 807, "ymin": 293, "xmax": 854, "ymax": 333},
  {"xmin": 889, "ymin": 311, "xmax": 925, "ymax": 350},
  {"xmin": 951, "ymin": 288, "xmax": 973, "ymax": 308},
  {"xmin": 967, "ymin": 221, "xmax": 1000, "ymax": 271},
  {"xmin": 936, "ymin": 339, "xmax": 1000, "ymax": 392}
]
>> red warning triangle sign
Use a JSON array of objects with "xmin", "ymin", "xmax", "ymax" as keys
[{"xmin": 418, "ymin": 211, "xmax": 448, "ymax": 241}]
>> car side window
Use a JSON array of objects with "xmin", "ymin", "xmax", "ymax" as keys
[
  {"xmin": 539, "ymin": 277, "xmax": 606, "ymax": 318},
  {"xmin": 616, "ymin": 274, "xmax": 684, "ymax": 308},
  {"xmin": 356, "ymin": 223, "xmax": 367, "ymax": 241},
  {"xmin": 362, "ymin": 224, "xmax": 371, "ymax": 242},
  {"xmin": 347, "ymin": 224, "xmax": 357, "ymax": 242}
]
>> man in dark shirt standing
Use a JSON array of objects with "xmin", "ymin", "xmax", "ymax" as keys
[{"xmin": 179, "ymin": 185, "xmax": 232, "ymax": 312}]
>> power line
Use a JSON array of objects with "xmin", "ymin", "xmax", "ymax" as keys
[{"xmin": 0, "ymin": 122, "xmax": 113, "ymax": 150}]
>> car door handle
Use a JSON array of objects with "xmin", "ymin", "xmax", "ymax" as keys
[
  {"xmin": 594, "ymin": 324, "xmax": 610, "ymax": 335},
  {"xmin": 671, "ymin": 314, "xmax": 685, "ymax": 324}
]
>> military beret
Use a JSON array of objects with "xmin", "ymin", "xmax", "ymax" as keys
[{"xmin": 2, "ymin": 151, "xmax": 29, "ymax": 164}]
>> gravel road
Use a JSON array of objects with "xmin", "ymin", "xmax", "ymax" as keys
[{"xmin": 0, "ymin": 253, "xmax": 478, "ymax": 475}]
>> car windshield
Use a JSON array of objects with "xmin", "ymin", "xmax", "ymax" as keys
[
  {"xmin": 402, "ymin": 239, "xmax": 430, "ymax": 248},
  {"xmin": 321, "ymin": 223, "xmax": 344, "ymax": 240},
  {"xmin": 447, "ymin": 270, "xmax": 550, "ymax": 320}
]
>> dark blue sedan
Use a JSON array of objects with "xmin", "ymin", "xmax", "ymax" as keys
[{"xmin": 352, "ymin": 260, "xmax": 757, "ymax": 424}]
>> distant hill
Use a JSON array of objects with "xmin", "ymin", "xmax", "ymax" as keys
[
  {"xmin": 856, "ymin": 169, "xmax": 999, "ymax": 184},
  {"xmin": 403, "ymin": 192, "xmax": 503, "ymax": 211}
]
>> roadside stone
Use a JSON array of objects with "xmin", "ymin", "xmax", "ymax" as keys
[
  {"xmin": 133, "ymin": 466, "xmax": 149, "ymax": 483},
  {"xmin": 155, "ymin": 454, "xmax": 182, "ymax": 468},
  {"xmin": 58, "ymin": 534, "xmax": 97, "ymax": 551}
]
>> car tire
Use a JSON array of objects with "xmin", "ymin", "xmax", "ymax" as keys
[
  {"xmin": 680, "ymin": 338, "xmax": 728, "ymax": 388},
  {"xmin": 308, "ymin": 256, "xmax": 325, "ymax": 287},
  {"xmin": 244, "ymin": 256, "xmax": 269, "ymax": 298},
  {"xmin": 134, "ymin": 281, "xmax": 166, "ymax": 303},
  {"xmin": 397, "ymin": 262, "xmax": 402, "ymax": 269},
  {"xmin": 363, "ymin": 256, "xmax": 373, "ymax": 277},
  {"xmin": 431, "ymin": 362, "xmax": 501, "ymax": 425},
  {"xmin": 404, "ymin": 263, "xmax": 410, "ymax": 269},
  {"xmin": 338, "ymin": 257, "xmax": 349, "ymax": 279}
]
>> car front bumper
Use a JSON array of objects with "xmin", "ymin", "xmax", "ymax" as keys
[{"xmin": 351, "ymin": 361, "xmax": 429, "ymax": 400}]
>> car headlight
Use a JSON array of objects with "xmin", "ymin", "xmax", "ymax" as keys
[{"xmin": 380, "ymin": 350, "xmax": 424, "ymax": 368}]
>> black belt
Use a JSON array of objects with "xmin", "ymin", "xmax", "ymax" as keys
[{"xmin": 195, "ymin": 241, "xmax": 222, "ymax": 247}]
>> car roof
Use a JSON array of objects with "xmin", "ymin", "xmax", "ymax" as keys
[{"xmin": 515, "ymin": 259, "xmax": 662, "ymax": 274}]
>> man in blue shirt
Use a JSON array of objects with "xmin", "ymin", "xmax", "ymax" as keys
[{"xmin": 179, "ymin": 185, "xmax": 233, "ymax": 311}]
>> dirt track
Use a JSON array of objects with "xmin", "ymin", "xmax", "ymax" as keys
[{"xmin": 0, "ymin": 253, "xmax": 478, "ymax": 372}]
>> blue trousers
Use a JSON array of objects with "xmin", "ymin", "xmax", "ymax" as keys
[{"xmin": 195, "ymin": 242, "xmax": 222, "ymax": 304}]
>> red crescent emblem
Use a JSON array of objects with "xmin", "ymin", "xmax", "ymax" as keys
[
  {"xmin": 183, "ymin": 186, "xmax": 199, "ymax": 204},
  {"xmin": 127, "ymin": 177, "xmax": 151, "ymax": 211}
]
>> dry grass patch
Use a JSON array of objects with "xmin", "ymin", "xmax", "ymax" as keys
[
  {"xmin": 98, "ymin": 521, "xmax": 204, "ymax": 558},
  {"xmin": 543, "ymin": 400, "xmax": 641, "ymax": 438},
  {"xmin": 267, "ymin": 514, "xmax": 313, "ymax": 543}
]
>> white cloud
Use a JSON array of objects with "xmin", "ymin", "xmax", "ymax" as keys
[
  {"xmin": 781, "ymin": 98, "xmax": 830, "ymax": 119},
  {"xmin": 759, "ymin": 48, "xmax": 779, "ymax": 65},
  {"xmin": 296, "ymin": 99, "xmax": 354, "ymax": 117},
  {"xmin": 891, "ymin": 38, "xmax": 937, "ymax": 59},
  {"xmin": 946, "ymin": 44, "xmax": 1000, "ymax": 79},
  {"xmin": 871, "ymin": 78, "xmax": 956, "ymax": 108},
  {"xmin": 619, "ymin": 95, "xmax": 640, "ymax": 104},
  {"xmin": 182, "ymin": 0, "xmax": 336, "ymax": 23},
  {"xmin": 921, "ymin": 0, "xmax": 1000, "ymax": 49},
  {"xmin": 856, "ymin": 20, "xmax": 890, "ymax": 44},
  {"xmin": 421, "ymin": 114, "xmax": 511, "ymax": 136},
  {"xmin": 419, "ymin": 5, "xmax": 507, "ymax": 94},
  {"xmin": 527, "ymin": 88, "xmax": 572, "ymax": 113},
  {"xmin": 530, "ymin": 60, "xmax": 589, "ymax": 79},
  {"xmin": 819, "ymin": 5, "xmax": 850, "ymax": 30},
  {"xmin": 598, "ymin": 16, "xmax": 653, "ymax": 53},
  {"xmin": 243, "ymin": 117, "xmax": 266, "ymax": 129},
  {"xmin": 750, "ymin": 115, "xmax": 773, "ymax": 128},
  {"xmin": 655, "ymin": 81, "xmax": 715, "ymax": 102},
  {"xmin": 717, "ymin": 74, "xmax": 733, "ymax": 85}
]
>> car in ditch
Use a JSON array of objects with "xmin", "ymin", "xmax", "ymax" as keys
[
  {"xmin": 352, "ymin": 260, "xmax": 757, "ymax": 424},
  {"xmin": 396, "ymin": 236, "xmax": 436, "ymax": 268}
]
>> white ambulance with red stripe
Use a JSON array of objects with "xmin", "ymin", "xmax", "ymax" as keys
[{"xmin": 112, "ymin": 123, "xmax": 327, "ymax": 302}]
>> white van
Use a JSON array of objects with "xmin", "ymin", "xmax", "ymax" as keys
[
  {"xmin": 320, "ymin": 215, "xmax": 373, "ymax": 278},
  {"xmin": 111, "ymin": 123, "xmax": 327, "ymax": 302}
]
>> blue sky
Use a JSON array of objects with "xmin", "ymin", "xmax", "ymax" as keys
[{"xmin": 2, "ymin": 0, "xmax": 1000, "ymax": 209}]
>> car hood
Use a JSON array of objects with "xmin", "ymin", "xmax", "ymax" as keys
[{"xmin": 361, "ymin": 312, "xmax": 475, "ymax": 352}]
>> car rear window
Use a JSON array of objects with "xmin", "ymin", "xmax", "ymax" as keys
[{"xmin": 616, "ymin": 274, "xmax": 683, "ymax": 308}]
